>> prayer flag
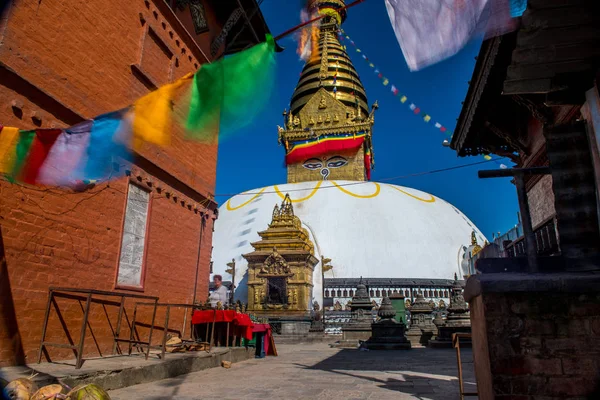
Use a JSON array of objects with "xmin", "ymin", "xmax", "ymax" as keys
[
  {"xmin": 382, "ymin": 78, "xmax": 389, "ymax": 86},
  {"xmin": 36, "ymin": 121, "xmax": 93, "ymax": 186},
  {"xmin": 400, "ymin": 96, "xmax": 407, "ymax": 103},
  {"xmin": 384, "ymin": 0, "xmax": 518, "ymax": 71},
  {"xmin": 132, "ymin": 73, "xmax": 193, "ymax": 148},
  {"xmin": 374, "ymin": 69, "xmax": 379, "ymax": 74},
  {"xmin": 356, "ymin": 48, "xmax": 361, "ymax": 53},
  {"xmin": 186, "ymin": 34, "xmax": 276, "ymax": 142},
  {"xmin": 435, "ymin": 122, "xmax": 442, "ymax": 129},
  {"xmin": 424, "ymin": 114, "xmax": 431, "ymax": 122},
  {"xmin": 391, "ymin": 85, "xmax": 399, "ymax": 95},
  {"xmin": 510, "ymin": 0, "xmax": 527, "ymax": 17},
  {"xmin": 80, "ymin": 110, "xmax": 133, "ymax": 181},
  {"xmin": 19, "ymin": 129, "xmax": 63, "ymax": 184},
  {"xmin": 409, "ymin": 104, "xmax": 416, "ymax": 111},
  {"xmin": 484, "ymin": 155, "xmax": 492, "ymax": 160},
  {"xmin": 440, "ymin": 127, "xmax": 447, "ymax": 133},
  {"xmin": 0, "ymin": 126, "xmax": 20, "ymax": 176},
  {"xmin": 378, "ymin": 73, "xmax": 383, "ymax": 79},
  {"xmin": 414, "ymin": 107, "xmax": 421, "ymax": 114},
  {"xmin": 369, "ymin": 63, "xmax": 374, "ymax": 67}
]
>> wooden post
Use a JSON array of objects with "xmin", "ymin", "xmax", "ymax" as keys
[
  {"xmin": 37, "ymin": 289, "xmax": 54, "ymax": 363},
  {"xmin": 112, "ymin": 296, "xmax": 125, "ymax": 355},
  {"xmin": 478, "ymin": 167, "xmax": 551, "ymax": 273},
  {"xmin": 75, "ymin": 293, "xmax": 92, "ymax": 369}
]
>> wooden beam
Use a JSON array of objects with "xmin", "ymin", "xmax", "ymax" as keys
[
  {"xmin": 485, "ymin": 121, "xmax": 529, "ymax": 156},
  {"xmin": 511, "ymin": 95, "xmax": 553, "ymax": 123}
]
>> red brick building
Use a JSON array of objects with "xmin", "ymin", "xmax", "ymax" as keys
[{"xmin": 0, "ymin": 0, "xmax": 271, "ymax": 366}]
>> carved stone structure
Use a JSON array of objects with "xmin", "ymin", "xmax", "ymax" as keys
[
  {"xmin": 243, "ymin": 194, "xmax": 318, "ymax": 335},
  {"xmin": 406, "ymin": 293, "xmax": 436, "ymax": 347},
  {"xmin": 430, "ymin": 276, "xmax": 471, "ymax": 348},
  {"xmin": 365, "ymin": 295, "xmax": 411, "ymax": 350},
  {"xmin": 337, "ymin": 280, "xmax": 374, "ymax": 348}
]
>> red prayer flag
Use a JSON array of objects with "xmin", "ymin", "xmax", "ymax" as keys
[
  {"xmin": 413, "ymin": 107, "xmax": 421, "ymax": 114},
  {"xmin": 19, "ymin": 129, "xmax": 62, "ymax": 184}
]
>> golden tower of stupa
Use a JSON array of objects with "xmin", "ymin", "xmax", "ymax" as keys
[{"xmin": 278, "ymin": 0, "xmax": 378, "ymax": 183}]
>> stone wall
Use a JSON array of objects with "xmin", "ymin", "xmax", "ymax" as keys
[
  {"xmin": 468, "ymin": 274, "xmax": 600, "ymax": 399},
  {"xmin": 0, "ymin": 0, "xmax": 222, "ymax": 366},
  {"xmin": 527, "ymin": 174, "xmax": 556, "ymax": 228}
]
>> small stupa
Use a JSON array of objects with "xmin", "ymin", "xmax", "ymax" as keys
[
  {"xmin": 337, "ymin": 278, "xmax": 374, "ymax": 348},
  {"xmin": 406, "ymin": 293, "xmax": 437, "ymax": 347},
  {"xmin": 429, "ymin": 274, "xmax": 471, "ymax": 348},
  {"xmin": 365, "ymin": 295, "xmax": 411, "ymax": 350}
]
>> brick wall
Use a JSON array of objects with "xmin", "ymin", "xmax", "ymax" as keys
[
  {"xmin": 527, "ymin": 174, "xmax": 556, "ymax": 228},
  {"xmin": 0, "ymin": 0, "xmax": 221, "ymax": 366},
  {"xmin": 477, "ymin": 288, "xmax": 600, "ymax": 398}
]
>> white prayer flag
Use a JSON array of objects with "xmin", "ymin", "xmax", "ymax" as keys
[{"xmin": 384, "ymin": 0, "xmax": 518, "ymax": 71}]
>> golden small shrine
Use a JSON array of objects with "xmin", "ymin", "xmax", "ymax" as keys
[{"xmin": 243, "ymin": 195, "xmax": 318, "ymax": 317}]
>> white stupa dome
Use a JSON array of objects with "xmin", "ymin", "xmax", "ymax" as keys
[{"xmin": 212, "ymin": 180, "xmax": 486, "ymax": 307}]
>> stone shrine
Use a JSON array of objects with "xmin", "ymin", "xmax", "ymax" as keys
[
  {"xmin": 338, "ymin": 280, "xmax": 374, "ymax": 348},
  {"xmin": 365, "ymin": 295, "xmax": 411, "ymax": 350},
  {"xmin": 406, "ymin": 293, "xmax": 437, "ymax": 347},
  {"xmin": 429, "ymin": 275, "xmax": 471, "ymax": 348}
]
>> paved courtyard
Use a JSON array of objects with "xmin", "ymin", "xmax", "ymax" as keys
[{"xmin": 108, "ymin": 343, "xmax": 477, "ymax": 399}]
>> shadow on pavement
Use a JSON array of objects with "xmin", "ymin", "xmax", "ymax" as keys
[{"xmin": 296, "ymin": 348, "xmax": 477, "ymax": 399}]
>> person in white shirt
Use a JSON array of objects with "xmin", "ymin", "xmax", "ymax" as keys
[{"xmin": 209, "ymin": 275, "xmax": 228, "ymax": 308}]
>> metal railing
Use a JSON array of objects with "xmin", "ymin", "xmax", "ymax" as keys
[{"xmin": 37, "ymin": 287, "xmax": 159, "ymax": 369}]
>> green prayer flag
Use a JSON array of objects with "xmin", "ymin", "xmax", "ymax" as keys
[
  {"xmin": 186, "ymin": 34, "xmax": 277, "ymax": 142},
  {"xmin": 8, "ymin": 130, "xmax": 35, "ymax": 182}
]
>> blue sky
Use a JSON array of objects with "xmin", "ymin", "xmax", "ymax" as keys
[{"xmin": 215, "ymin": 0, "xmax": 519, "ymax": 239}]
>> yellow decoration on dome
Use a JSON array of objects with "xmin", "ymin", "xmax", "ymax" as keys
[
  {"xmin": 226, "ymin": 188, "xmax": 266, "ymax": 211},
  {"xmin": 332, "ymin": 181, "xmax": 380, "ymax": 198},
  {"xmin": 275, "ymin": 181, "xmax": 322, "ymax": 202},
  {"xmin": 390, "ymin": 185, "xmax": 436, "ymax": 203}
]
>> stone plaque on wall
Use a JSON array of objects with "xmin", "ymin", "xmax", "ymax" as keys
[{"xmin": 117, "ymin": 184, "xmax": 150, "ymax": 288}]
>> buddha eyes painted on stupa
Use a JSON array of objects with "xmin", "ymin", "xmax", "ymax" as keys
[
  {"xmin": 303, "ymin": 158, "xmax": 323, "ymax": 170},
  {"xmin": 326, "ymin": 156, "xmax": 348, "ymax": 168},
  {"xmin": 302, "ymin": 156, "xmax": 348, "ymax": 171}
]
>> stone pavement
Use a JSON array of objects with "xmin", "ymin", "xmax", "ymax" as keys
[{"xmin": 109, "ymin": 343, "xmax": 477, "ymax": 399}]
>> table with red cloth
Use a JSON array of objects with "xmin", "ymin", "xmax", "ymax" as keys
[
  {"xmin": 192, "ymin": 310, "xmax": 254, "ymax": 341},
  {"xmin": 253, "ymin": 323, "xmax": 276, "ymax": 356}
]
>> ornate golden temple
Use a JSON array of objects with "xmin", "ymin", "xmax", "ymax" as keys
[
  {"xmin": 278, "ymin": 0, "xmax": 377, "ymax": 183},
  {"xmin": 243, "ymin": 195, "xmax": 318, "ymax": 317}
]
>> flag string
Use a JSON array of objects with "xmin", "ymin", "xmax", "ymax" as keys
[
  {"xmin": 337, "ymin": 29, "xmax": 508, "ymax": 169},
  {"xmin": 337, "ymin": 29, "xmax": 451, "ymax": 136}
]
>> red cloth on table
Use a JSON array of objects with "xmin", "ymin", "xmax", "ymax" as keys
[
  {"xmin": 191, "ymin": 310, "xmax": 254, "ymax": 340},
  {"xmin": 253, "ymin": 323, "xmax": 275, "ymax": 356}
]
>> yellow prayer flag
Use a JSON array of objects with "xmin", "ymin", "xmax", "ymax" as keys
[
  {"xmin": 0, "ymin": 127, "xmax": 20, "ymax": 175},
  {"xmin": 382, "ymin": 78, "xmax": 389, "ymax": 86},
  {"xmin": 400, "ymin": 96, "xmax": 407, "ymax": 103},
  {"xmin": 356, "ymin": 49, "xmax": 361, "ymax": 53},
  {"xmin": 484, "ymin": 155, "xmax": 492, "ymax": 160},
  {"xmin": 132, "ymin": 73, "xmax": 194, "ymax": 148},
  {"xmin": 424, "ymin": 115, "xmax": 431, "ymax": 122},
  {"xmin": 369, "ymin": 63, "xmax": 374, "ymax": 67}
]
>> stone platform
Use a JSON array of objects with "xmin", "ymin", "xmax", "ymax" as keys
[{"xmin": 0, "ymin": 347, "xmax": 252, "ymax": 391}]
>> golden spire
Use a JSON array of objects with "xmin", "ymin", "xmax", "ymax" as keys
[
  {"xmin": 279, "ymin": 0, "xmax": 376, "ymax": 184},
  {"xmin": 290, "ymin": 0, "xmax": 368, "ymax": 116}
]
